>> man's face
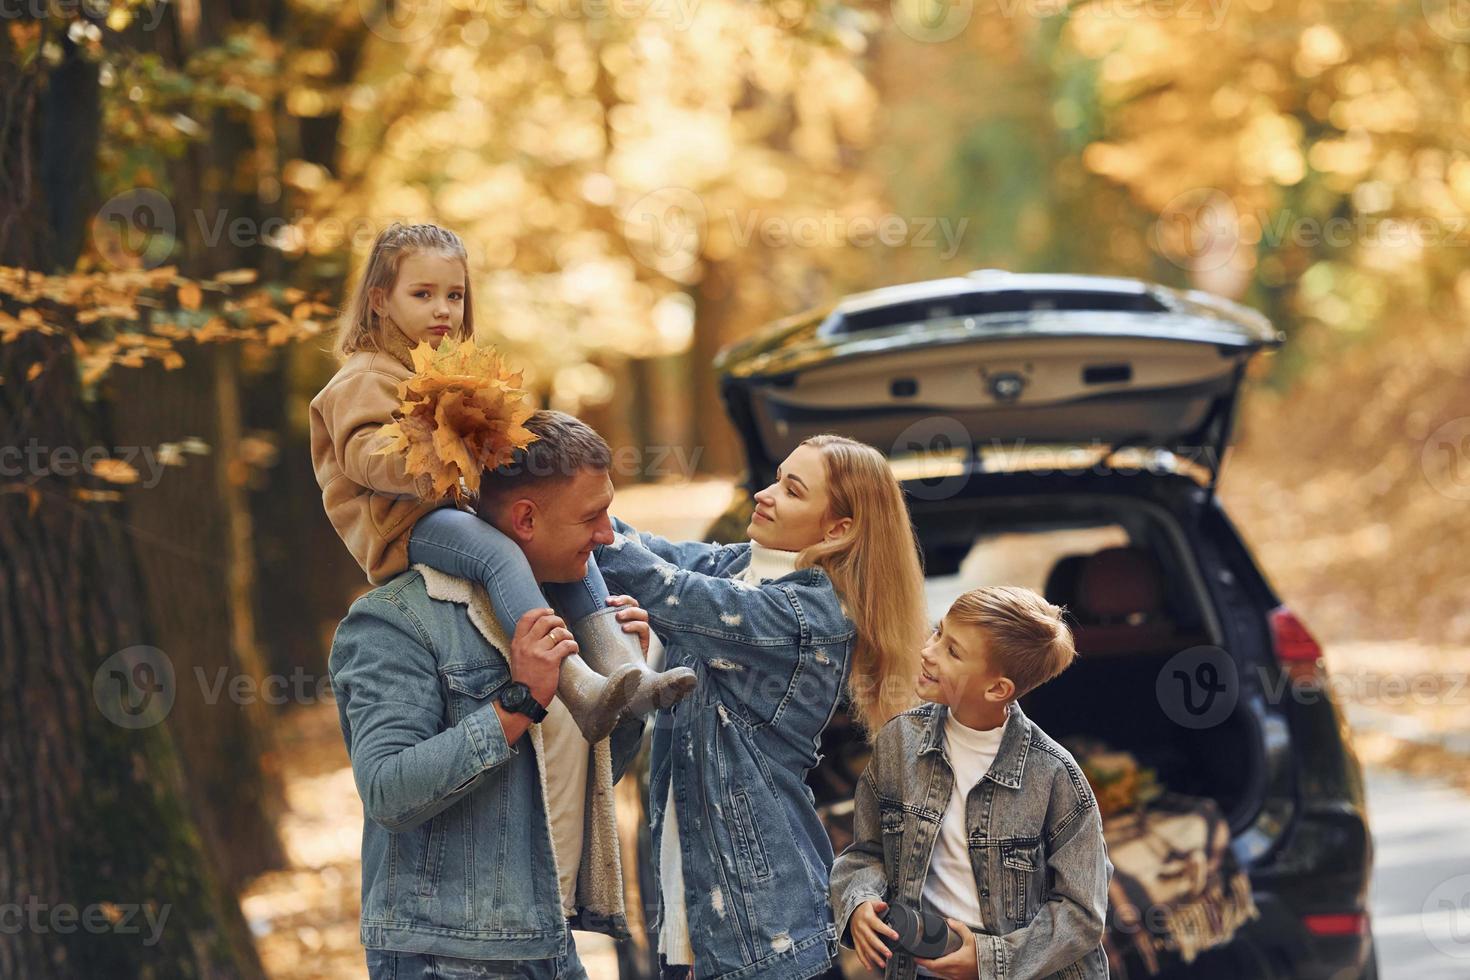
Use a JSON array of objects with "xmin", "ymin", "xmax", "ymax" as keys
[
  {"xmin": 915, "ymin": 614, "xmax": 1012, "ymax": 707},
  {"xmin": 510, "ymin": 466, "xmax": 616, "ymax": 583}
]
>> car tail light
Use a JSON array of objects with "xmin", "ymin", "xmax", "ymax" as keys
[
  {"xmin": 1270, "ymin": 606, "xmax": 1325, "ymax": 685},
  {"xmin": 1302, "ymin": 912, "xmax": 1367, "ymax": 937}
]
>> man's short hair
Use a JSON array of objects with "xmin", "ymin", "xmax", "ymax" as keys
[
  {"xmin": 474, "ymin": 410, "xmax": 612, "ymax": 517},
  {"xmin": 947, "ymin": 586, "xmax": 1077, "ymax": 699}
]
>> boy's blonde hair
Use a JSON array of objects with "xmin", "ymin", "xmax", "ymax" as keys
[
  {"xmin": 948, "ymin": 586, "xmax": 1076, "ymax": 699},
  {"xmin": 335, "ymin": 222, "xmax": 475, "ymax": 360}
]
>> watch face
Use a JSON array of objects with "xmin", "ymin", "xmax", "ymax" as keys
[{"xmin": 501, "ymin": 683, "xmax": 527, "ymax": 710}]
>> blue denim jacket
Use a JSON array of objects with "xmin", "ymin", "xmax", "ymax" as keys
[
  {"xmin": 831, "ymin": 702, "xmax": 1111, "ymax": 980},
  {"xmin": 596, "ymin": 519, "xmax": 856, "ymax": 980},
  {"xmin": 328, "ymin": 566, "xmax": 644, "ymax": 960}
]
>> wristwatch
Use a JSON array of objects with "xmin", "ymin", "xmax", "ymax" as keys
[{"xmin": 497, "ymin": 681, "xmax": 548, "ymax": 722}]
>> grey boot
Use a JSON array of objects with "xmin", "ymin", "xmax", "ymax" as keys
[
  {"xmin": 557, "ymin": 653, "xmax": 640, "ymax": 743},
  {"xmin": 574, "ymin": 607, "xmax": 697, "ymax": 717}
]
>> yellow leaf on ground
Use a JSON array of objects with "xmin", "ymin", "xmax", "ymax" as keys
[
  {"xmin": 178, "ymin": 282, "xmax": 203, "ymax": 310},
  {"xmin": 90, "ymin": 459, "xmax": 141, "ymax": 485}
]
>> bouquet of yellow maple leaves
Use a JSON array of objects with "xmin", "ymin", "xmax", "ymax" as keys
[{"xmin": 373, "ymin": 338, "xmax": 539, "ymax": 503}]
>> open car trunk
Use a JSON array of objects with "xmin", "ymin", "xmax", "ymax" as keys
[{"xmin": 716, "ymin": 271, "xmax": 1282, "ymax": 490}]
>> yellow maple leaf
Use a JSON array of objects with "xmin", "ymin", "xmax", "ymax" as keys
[{"xmin": 373, "ymin": 337, "xmax": 539, "ymax": 503}]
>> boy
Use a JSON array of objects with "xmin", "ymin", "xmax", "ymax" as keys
[{"xmin": 831, "ymin": 586, "xmax": 1112, "ymax": 979}]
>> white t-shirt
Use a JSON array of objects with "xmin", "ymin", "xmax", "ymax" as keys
[
  {"xmin": 918, "ymin": 710, "xmax": 1005, "ymax": 974},
  {"xmin": 540, "ymin": 694, "xmax": 590, "ymax": 917}
]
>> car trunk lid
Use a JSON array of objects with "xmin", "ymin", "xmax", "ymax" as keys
[{"xmin": 716, "ymin": 272, "xmax": 1283, "ymax": 488}]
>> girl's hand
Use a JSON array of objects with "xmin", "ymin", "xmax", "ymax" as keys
[
  {"xmin": 850, "ymin": 900, "xmax": 899, "ymax": 973},
  {"xmin": 606, "ymin": 595, "xmax": 651, "ymax": 655},
  {"xmin": 913, "ymin": 919, "xmax": 978, "ymax": 980}
]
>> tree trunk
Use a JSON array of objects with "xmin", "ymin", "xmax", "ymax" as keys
[
  {"xmin": 0, "ymin": 338, "xmax": 267, "ymax": 980},
  {"xmin": 0, "ymin": 25, "xmax": 264, "ymax": 976}
]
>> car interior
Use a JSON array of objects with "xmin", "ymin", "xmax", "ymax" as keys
[{"xmin": 811, "ymin": 494, "xmax": 1261, "ymax": 854}]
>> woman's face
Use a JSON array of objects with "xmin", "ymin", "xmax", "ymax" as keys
[
  {"xmin": 747, "ymin": 444, "xmax": 851, "ymax": 551},
  {"xmin": 373, "ymin": 251, "xmax": 466, "ymax": 349}
]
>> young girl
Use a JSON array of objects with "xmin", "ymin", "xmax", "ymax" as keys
[
  {"xmin": 593, "ymin": 435, "xmax": 931, "ymax": 980},
  {"xmin": 309, "ymin": 222, "xmax": 695, "ymax": 741}
]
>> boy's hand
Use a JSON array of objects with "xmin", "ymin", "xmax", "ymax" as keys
[
  {"xmin": 509, "ymin": 608, "xmax": 579, "ymax": 705},
  {"xmin": 607, "ymin": 594, "xmax": 651, "ymax": 655},
  {"xmin": 850, "ymin": 899, "xmax": 899, "ymax": 974},
  {"xmin": 914, "ymin": 919, "xmax": 978, "ymax": 980}
]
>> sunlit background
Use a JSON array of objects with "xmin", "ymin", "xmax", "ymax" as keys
[{"xmin": 3, "ymin": 0, "xmax": 1470, "ymax": 975}]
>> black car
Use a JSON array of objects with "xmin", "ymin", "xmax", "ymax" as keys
[{"xmin": 620, "ymin": 271, "xmax": 1376, "ymax": 980}]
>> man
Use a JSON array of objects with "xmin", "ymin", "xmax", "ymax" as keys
[{"xmin": 329, "ymin": 411, "xmax": 647, "ymax": 979}]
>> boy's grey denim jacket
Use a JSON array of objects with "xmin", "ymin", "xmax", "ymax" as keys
[
  {"xmin": 831, "ymin": 702, "xmax": 1112, "ymax": 980},
  {"xmin": 328, "ymin": 566, "xmax": 644, "ymax": 961},
  {"xmin": 596, "ymin": 519, "xmax": 855, "ymax": 980}
]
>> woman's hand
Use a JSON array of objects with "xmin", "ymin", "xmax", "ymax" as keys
[
  {"xmin": 913, "ymin": 919, "xmax": 978, "ymax": 980},
  {"xmin": 850, "ymin": 899, "xmax": 899, "ymax": 973},
  {"xmin": 606, "ymin": 594, "xmax": 651, "ymax": 655}
]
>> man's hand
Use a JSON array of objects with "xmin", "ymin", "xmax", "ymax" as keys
[
  {"xmin": 914, "ymin": 919, "xmax": 978, "ymax": 980},
  {"xmin": 606, "ymin": 594, "xmax": 651, "ymax": 655},
  {"xmin": 850, "ymin": 900, "xmax": 899, "ymax": 974},
  {"xmin": 509, "ymin": 608, "xmax": 579, "ymax": 706}
]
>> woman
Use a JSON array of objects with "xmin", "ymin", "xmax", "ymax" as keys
[{"xmin": 596, "ymin": 434, "xmax": 930, "ymax": 980}]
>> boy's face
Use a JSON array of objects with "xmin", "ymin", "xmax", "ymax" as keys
[
  {"xmin": 374, "ymin": 251, "xmax": 466, "ymax": 349},
  {"xmin": 916, "ymin": 614, "xmax": 1016, "ymax": 707}
]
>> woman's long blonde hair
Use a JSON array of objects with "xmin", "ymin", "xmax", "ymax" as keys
[
  {"xmin": 796, "ymin": 434, "xmax": 928, "ymax": 739},
  {"xmin": 335, "ymin": 222, "xmax": 475, "ymax": 360}
]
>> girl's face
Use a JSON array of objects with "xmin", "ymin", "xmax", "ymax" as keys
[
  {"xmin": 747, "ymin": 444, "xmax": 851, "ymax": 552},
  {"xmin": 373, "ymin": 251, "xmax": 466, "ymax": 349}
]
